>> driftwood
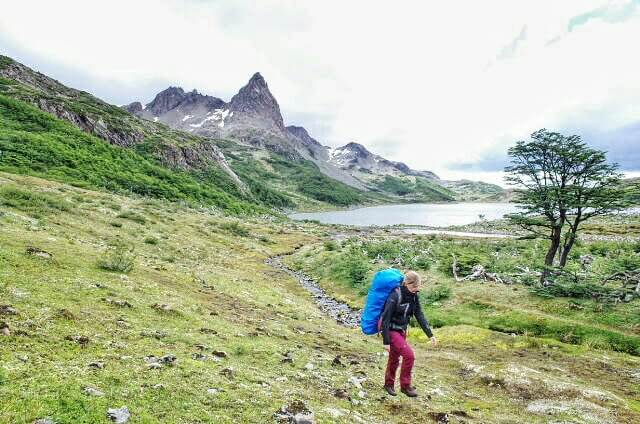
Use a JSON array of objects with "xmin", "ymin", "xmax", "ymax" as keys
[
  {"xmin": 451, "ymin": 254, "xmax": 507, "ymax": 284},
  {"xmin": 600, "ymin": 268, "xmax": 640, "ymax": 301}
]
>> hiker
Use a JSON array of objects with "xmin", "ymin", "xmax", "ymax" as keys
[{"xmin": 380, "ymin": 270, "xmax": 437, "ymax": 397}]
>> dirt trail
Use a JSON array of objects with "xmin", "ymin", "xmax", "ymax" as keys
[{"xmin": 266, "ymin": 255, "xmax": 361, "ymax": 328}]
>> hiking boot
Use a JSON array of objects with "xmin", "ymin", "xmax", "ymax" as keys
[
  {"xmin": 383, "ymin": 385, "xmax": 397, "ymax": 396},
  {"xmin": 401, "ymin": 386, "xmax": 418, "ymax": 397}
]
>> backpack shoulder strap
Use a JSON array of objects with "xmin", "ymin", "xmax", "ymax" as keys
[{"xmin": 396, "ymin": 286, "xmax": 402, "ymax": 304}]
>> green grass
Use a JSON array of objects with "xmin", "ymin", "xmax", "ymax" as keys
[
  {"xmin": 290, "ymin": 234, "xmax": 640, "ymax": 355},
  {"xmin": 2, "ymin": 173, "xmax": 640, "ymax": 423},
  {"xmin": 0, "ymin": 185, "xmax": 70, "ymax": 217}
]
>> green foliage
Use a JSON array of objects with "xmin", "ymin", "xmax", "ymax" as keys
[
  {"xmin": 375, "ymin": 175, "xmax": 455, "ymax": 201},
  {"xmin": 228, "ymin": 157, "xmax": 295, "ymax": 208},
  {"xmin": 116, "ymin": 210, "xmax": 146, "ymax": 224},
  {"xmin": 267, "ymin": 156, "xmax": 365, "ymax": 206},
  {"xmin": 219, "ymin": 221, "xmax": 251, "ymax": 237},
  {"xmin": 323, "ymin": 240, "xmax": 338, "ymax": 251},
  {"xmin": 423, "ymin": 286, "xmax": 451, "ymax": 304},
  {"xmin": 144, "ymin": 236, "xmax": 159, "ymax": 245},
  {"xmin": 97, "ymin": 243, "xmax": 135, "ymax": 273},
  {"xmin": 378, "ymin": 175, "xmax": 412, "ymax": 195},
  {"xmin": 0, "ymin": 185, "xmax": 70, "ymax": 217},
  {"xmin": 0, "ymin": 94, "xmax": 258, "ymax": 214},
  {"xmin": 530, "ymin": 281, "xmax": 621, "ymax": 301}
]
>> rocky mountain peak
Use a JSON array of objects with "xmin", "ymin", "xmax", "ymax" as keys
[
  {"xmin": 147, "ymin": 86, "xmax": 187, "ymax": 116},
  {"xmin": 124, "ymin": 102, "xmax": 143, "ymax": 114},
  {"xmin": 286, "ymin": 126, "xmax": 322, "ymax": 148},
  {"xmin": 342, "ymin": 142, "xmax": 371, "ymax": 157},
  {"xmin": 228, "ymin": 73, "xmax": 284, "ymax": 131}
]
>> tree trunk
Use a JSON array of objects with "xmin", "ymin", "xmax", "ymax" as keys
[
  {"xmin": 541, "ymin": 225, "xmax": 562, "ymax": 283},
  {"xmin": 559, "ymin": 232, "xmax": 577, "ymax": 267}
]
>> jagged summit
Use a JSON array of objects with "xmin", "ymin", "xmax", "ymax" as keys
[{"xmin": 228, "ymin": 72, "xmax": 284, "ymax": 131}]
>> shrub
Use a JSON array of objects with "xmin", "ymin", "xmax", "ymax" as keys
[
  {"xmin": 219, "ymin": 221, "xmax": 250, "ymax": 237},
  {"xmin": 117, "ymin": 210, "xmax": 146, "ymax": 224},
  {"xmin": 323, "ymin": 240, "xmax": 338, "ymax": 251},
  {"xmin": 144, "ymin": 236, "xmax": 159, "ymax": 245},
  {"xmin": 97, "ymin": 244, "xmax": 135, "ymax": 273},
  {"xmin": 0, "ymin": 185, "xmax": 70, "ymax": 217},
  {"xmin": 423, "ymin": 286, "xmax": 451, "ymax": 305}
]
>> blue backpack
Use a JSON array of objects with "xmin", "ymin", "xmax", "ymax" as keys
[{"xmin": 360, "ymin": 268, "xmax": 404, "ymax": 335}]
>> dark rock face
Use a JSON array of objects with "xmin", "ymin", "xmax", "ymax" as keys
[
  {"xmin": 146, "ymin": 87, "xmax": 186, "ymax": 116},
  {"xmin": 36, "ymin": 98, "xmax": 144, "ymax": 147},
  {"xmin": 123, "ymin": 102, "xmax": 143, "ymax": 114},
  {"xmin": 286, "ymin": 126, "xmax": 322, "ymax": 149},
  {"xmin": 227, "ymin": 72, "xmax": 285, "ymax": 132}
]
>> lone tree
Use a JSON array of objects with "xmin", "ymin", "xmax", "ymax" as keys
[{"xmin": 505, "ymin": 129, "xmax": 630, "ymax": 282}]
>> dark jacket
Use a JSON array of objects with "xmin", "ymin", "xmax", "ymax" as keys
[{"xmin": 381, "ymin": 285, "xmax": 433, "ymax": 345}]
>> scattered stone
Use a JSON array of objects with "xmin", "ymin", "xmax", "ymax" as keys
[
  {"xmin": 55, "ymin": 308, "xmax": 75, "ymax": 320},
  {"xmin": 26, "ymin": 246, "xmax": 52, "ymax": 259},
  {"xmin": 0, "ymin": 305, "xmax": 18, "ymax": 315},
  {"xmin": 281, "ymin": 351, "xmax": 294, "ymax": 364},
  {"xmin": 84, "ymin": 387, "xmax": 105, "ymax": 397},
  {"xmin": 427, "ymin": 412, "xmax": 449, "ymax": 423},
  {"xmin": 348, "ymin": 376, "xmax": 366, "ymax": 389},
  {"xmin": 140, "ymin": 330, "xmax": 167, "ymax": 339},
  {"xmin": 207, "ymin": 388, "xmax": 221, "ymax": 395},
  {"xmin": 104, "ymin": 298, "xmax": 133, "ymax": 308},
  {"xmin": 88, "ymin": 361, "xmax": 105, "ymax": 369},
  {"xmin": 275, "ymin": 376, "xmax": 288, "ymax": 382},
  {"xmin": 430, "ymin": 387, "xmax": 446, "ymax": 397},
  {"xmin": 357, "ymin": 390, "xmax": 367, "ymax": 399},
  {"xmin": 33, "ymin": 419, "xmax": 56, "ymax": 424},
  {"xmin": 191, "ymin": 353, "xmax": 207, "ymax": 361},
  {"xmin": 324, "ymin": 408, "xmax": 347, "ymax": 419},
  {"xmin": 158, "ymin": 354, "xmax": 176, "ymax": 366},
  {"xmin": 17, "ymin": 354, "xmax": 28, "ymax": 362},
  {"xmin": 220, "ymin": 367, "xmax": 235, "ymax": 379},
  {"xmin": 152, "ymin": 384, "xmax": 165, "ymax": 390},
  {"xmin": 274, "ymin": 400, "xmax": 315, "ymax": 424},
  {"xmin": 194, "ymin": 344, "xmax": 209, "ymax": 350},
  {"xmin": 106, "ymin": 406, "xmax": 130, "ymax": 424},
  {"xmin": 151, "ymin": 303, "xmax": 175, "ymax": 313},
  {"xmin": 212, "ymin": 350, "xmax": 228, "ymax": 359},
  {"xmin": 65, "ymin": 335, "xmax": 90, "ymax": 347},
  {"xmin": 331, "ymin": 356, "xmax": 345, "ymax": 367},
  {"xmin": 1, "ymin": 322, "xmax": 9, "ymax": 336},
  {"xmin": 333, "ymin": 388, "xmax": 350, "ymax": 400},
  {"xmin": 304, "ymin": 363, "xmax": 315, "ymax": 371},
  {"xmin": 120, "ymin": 356, "xmax": 132, "ymax": 361},
  {"xmin": 200, "ymin": 328, "xmax": 218, "ymax": 335}
]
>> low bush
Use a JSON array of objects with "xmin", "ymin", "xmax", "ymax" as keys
[
  {"xmin": 423, "ymin": 286, "xmax": 451, "ymax": 304},
  {"xmin": 219, "ymin": 221, "xmax": 250, "ymax": 237},
  {"xmin": 97, "ymin": 243, "xmax": 135, "ymax": 273},
  {"xmin": 117, "ymin": 210, "xmax": 146, "ymax": 224},
  {"xmin": 0, "ymin": 185, "xmax": 70, "ymax": 217}
]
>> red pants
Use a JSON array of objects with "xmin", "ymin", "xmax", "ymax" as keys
[{"xmin": 384, "ymin": 330, "xmax": 415, "ymax": 389}]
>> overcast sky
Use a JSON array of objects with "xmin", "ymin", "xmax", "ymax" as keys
[{"xmin": 1, "ymin": 0, "xmax": 639, "ymax": 185}]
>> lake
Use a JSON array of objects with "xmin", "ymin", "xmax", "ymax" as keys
[{"xmin": 290, "ymin": 202, "xmax": 519, "ymax": 228}]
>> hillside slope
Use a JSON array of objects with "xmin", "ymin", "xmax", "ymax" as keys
[{"xmin": 1, "ymin": 173, "xmax": 639, "ymax": 423}]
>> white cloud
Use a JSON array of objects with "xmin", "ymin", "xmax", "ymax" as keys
[{"xmin": 1, "ymin": 0, "xmax": 639, "ymax": 184}]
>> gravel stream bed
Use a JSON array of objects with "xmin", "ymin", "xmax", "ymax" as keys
[{"xmin": 266, "ymin": 255, "xmax": 361, "ymax": 328}]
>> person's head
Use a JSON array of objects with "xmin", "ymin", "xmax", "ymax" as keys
[{"xmin": 403, "ymin": 270, "xmax": 421, "ymax": 293}]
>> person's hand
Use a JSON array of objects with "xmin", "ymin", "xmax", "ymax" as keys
[
  {"xmin": 430, "ymin": 336, "xmax": 438, "ymax": 347},
  {"xmin": 383, "ymin": 345, "xmax": 390, "ymax": 352}
]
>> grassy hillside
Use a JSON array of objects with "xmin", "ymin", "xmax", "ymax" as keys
[
  {"xmin": 2, "ymin": 172, "xmax": 639, "ymax": 423},
  {"xmin": 0, "ymin": 94, "xmax": 263, "ymax": 214},
  {"xmin": 373, "ymin": 175, "xmax": 456, "ymax": 202}
]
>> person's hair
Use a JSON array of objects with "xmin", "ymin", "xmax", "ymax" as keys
[{"xmin": 403, "ymin": 270, "xmax": 421, "ymax": 287}]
